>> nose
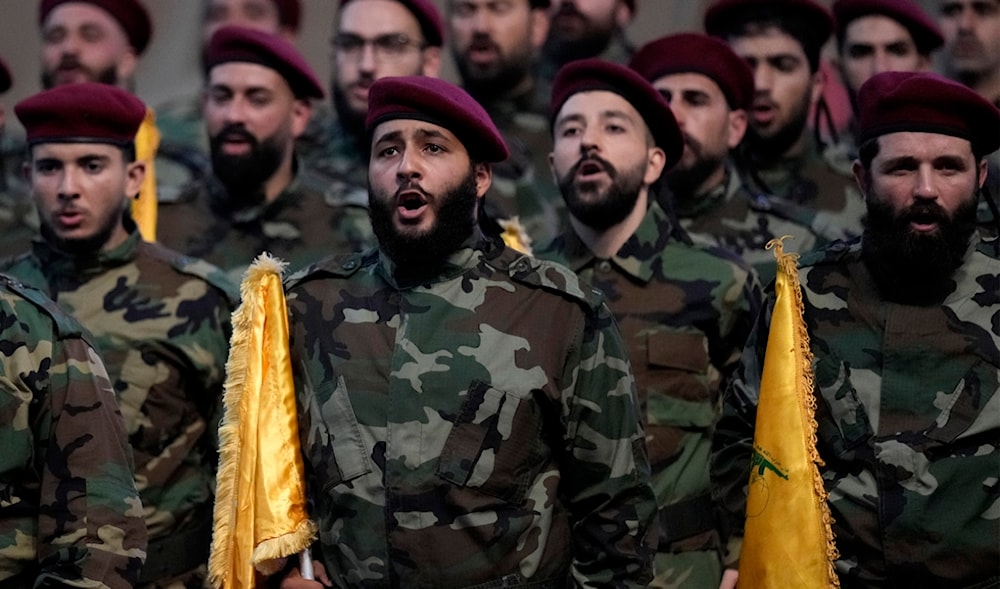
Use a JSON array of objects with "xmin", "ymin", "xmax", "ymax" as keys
[
  {"xmin": 913, "ymin": 164, "xmax": 939, "ymax": 201},
  {"xmin": 872, "ymin": 50, "xmax": 892, "ymax": 75},
  {"xmin": 358, "ymin": 42, "xmax": 377, "ymax": 73},
  {"xmin": 395, "ymin": 148, "xmax": 421, "ymax": 183},
  {"xmin": 957, "ymin": 5, "xmax": 976, "ymax": 30},
  {"xmin": 58, "ymin": 169, "xmax": 79, "ymax": 199},
  {"xmin": 753, "ymin": 65, "xmax": 773, "ymax": 93},
  {"xmin": 223, "ymin": 96, "xmax": 248, "ymax": 124}
]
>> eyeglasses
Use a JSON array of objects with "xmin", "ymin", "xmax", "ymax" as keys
[{"xmin": 332, "ymin": 33, "xmax": 426, "ymax": 62}]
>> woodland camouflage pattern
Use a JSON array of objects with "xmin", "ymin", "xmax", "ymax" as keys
[
  {"xmin": 157, "ymin": 171, "xmax": 374, "ymax": 284},
  {"xmin": 712, "ymin": 236, "xmax": 1000, "ymax": 587},
  {"xmin": 1, "ymin": 222, "xmax": 234, "ymax": 582},
  {"xmin": 671, "ymin": 163, "xmax": 822, "ymax": 284},
  {"xmin": 0, "ymin": 274, "xmax": 146, "ymax": 588},
  {"xmin": 285, "ymin": 230, "xmax": 658, "ymax": 588},
  {"xmin": 539, "ymin": 201, "xmax": 762, "ymax": 589}
]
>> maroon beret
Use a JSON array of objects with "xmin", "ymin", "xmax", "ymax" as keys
[
  {"xmin": 15, "ymin": 82, "xmax": 146, "ymax": 146},
  {"xmin": 0, "ymin": 57, "xmax": 11, "ymax": 94},
  {"xmin": 340, "ymin": 0, "xmax": 444, "ymax": 48},
  {"xmin": 833, "ymin": 0, "xmax": 943, "ymax": 54},
  {"xmin": 551, "ymin": 58, "xmax": 683, "ymax": 168},
  {"xmin": 273, "ymin": 0, "xmax": 301, "ymax": 32},
  {"xmin": 366, "ymin": 76, "xmax": 508, "ymax": 163},
  {"xmin": 857, "ymin": 71, "xmax": 1000, "ymax": 155},
  {"xmin": 704, "ymin": 0, "xmax": 833, "ymax": 43},
  {"xmin": 205, "ymin": 26, "xmax": 324, "ymax": 99},
  {"xmin": 630, "ymin": 33, "xmax": 754, "ymax": 111},
  {"xmin": 39, "ymin": 0, "xmax": 153, "ymax": 55}
]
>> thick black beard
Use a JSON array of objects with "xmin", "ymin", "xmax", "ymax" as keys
[
  {"xmin": 369, "ymin": 168, "xmax": 480, "ymax": 279},
  {"xmin": 209, "ymin": 124, "xmax": 285, "ymax": 206},
  {"xmin": 748, "ymin": 92, "xmax": 811, "ymax": 163},
  {"xmin": 41, "ymin": 62, "xmax": 118, "ymax": 89},
  {"xmin": 665, "ymin": 154, "xmax": 726, "ymax": 206},
  {"xmin": 861, "ymin": 194, "xmax": 978, "ymax": 305},
  {"xmin": 558, "ymin": 154, "xmax": 645, "ymax": 230},
  {"xmin": 454, "ymin": 36, "xmax": 533, "ymax": 99},
  {"xmin": 543, "ymin": 4, "xmax": 616, "ymax": 67}
]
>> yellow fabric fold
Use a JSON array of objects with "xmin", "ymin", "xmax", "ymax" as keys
[
  {"xmin": 738, "ymin": 237, "xmax": 839, "ymax": 588},
  {"xmin": 209, "ymin": 253, "xmax": 317, "ymax": 589},
  {"xmin": 133, "ymin": 108, "xmax": 159, "ymax": 241}
]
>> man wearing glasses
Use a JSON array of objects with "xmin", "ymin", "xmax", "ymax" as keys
[{"xmin": 298, "ymin": 0, "xmax": 444, "ymax": 219}]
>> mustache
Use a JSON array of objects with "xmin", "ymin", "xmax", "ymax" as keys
[
  {"xmin": 395, "ymin": 180, "xmax": 430, "ymax": 199},
  {"xmin": 213, "ymin": 124, "xmax": 257, "ymax": 145},
  {"xmin": 899, "ymin": 200, "xmax": 950, "ymax": 224},
  {"xmin": 56, "ymin": 56, "xmax": 84, "ymax": 70},
  {"xmin": 571, "ymin": 153, "xmax": 617, "ymax": 177},
  {"xmin": 553, "ymin": 2, "xmax": 584, "ymax": 18},
  {"xmin": 466, "ymin": 34, "xmax": 499, "ymax": 54}
]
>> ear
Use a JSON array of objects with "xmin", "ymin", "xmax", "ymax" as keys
[
  {"xmin": 809, "ymin": 65, "xmax": 826, "ymax": 106},
  {"xmin": 474, "ymin": 162, "xmax": 492, "ymax": 198},
  {"xmin": 530, "ymin": 8, "xmax": 550, "ymax": 50},
  {"xmin": 421, "ymin": 46, "xmax": 442, "ymax": 78},
  {"xmin": 278, "ymin": 26, "xmax": 296, "ymax": 43},
  {"xmin": 125, "ymin": 159, "xmax": 146, "ymax": 199},
  {"xmin": 978, "ymin": 158, "xmax": 988, "ymax": 190},
  {"xmin": 614, "ymin": 1, "xmax": 633, "ymax": 28},
  {"xmin": 290, "ymin": 99, "xmax": 313, "ymax": 138},
  {"xmin": 916, "ymin": 54, "xmax": 933, "ymax": 72},
  {"xmin": 643, "ymin": 146, "xmax": 667, "ymax": 185},
  {"xmin": 726, "ymin": 108, "xmax": 748, "ymax": 149},
  {"xmin": 851, "ymin": 158, "xmax": 868, "ymax": 198},
  {"xmin": 547, "ymin": 150, "xmax": 559, "ymax": 185},
  {"xmin": 116, "ymin": 48, "xmax": 139, "ymax": 84}
]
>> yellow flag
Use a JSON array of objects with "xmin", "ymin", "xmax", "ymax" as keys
[
  {"xmin": 210, "ymin": 253, "xmax": 317, "ymax": 589},
  {"xmin": 133, "ymin": 108, "xmax": 159, "ymax": 241},
  {"xmin": 738, "ymin": 238, "xmax": 839, "ymax": 588}
]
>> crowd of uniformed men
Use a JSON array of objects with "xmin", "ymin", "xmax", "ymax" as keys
[{"xmin": 0, "ymin": 0, "xmax": 997, "ymax": 588}]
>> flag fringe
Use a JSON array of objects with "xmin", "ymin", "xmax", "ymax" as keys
[
  {"xmin": 208, "ymin": 253, "xmax": 291, "ymax": 588},
  {"xmin": 767, "ymin": 237, "xmax": 840, "ymax": 587},
  {"xmin": 252, "ymin": 518, "xmax": 319, "ymax": 576}
]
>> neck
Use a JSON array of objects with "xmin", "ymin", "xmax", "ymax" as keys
[
  {"xmin": 572, "ymin": 189, "xmax": 648, "ymax": 259},
  {"xmin": 263, "ymin": 147, "xmax": 296, "ymax": 202}
]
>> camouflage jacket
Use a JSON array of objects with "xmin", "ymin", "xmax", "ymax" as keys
[
  {"xmin": 673, "ymin": 162, "xmax": 823, "ymax": 284},
  {"xmin": 285, "ymin": 230, "xmax": 658, "ymax": 588},
  {"xmin": 539, "ymin": 201, "xmax": 762, "ymax": 552},
  {"xmin": 158, "ymin": 169, "xmax": 374, "ymax": 284},
  {"xmin": 0, "ymin": 134, "xmax": 37, "ymax": 260},
  {"xmin": 0, "ymin": 274, "xmax": 146, "ymax": 588},
  {"xmin": 747, "ymin": 139, "xmax": 867, "ymax": 244},
  {"xmin": 711, "ymin": 235, "xmax": 1000, "ymax": 587},
  {"xmin": 1, "ymin": 221, "xmax": 235, "ymax": 549},
  {"xmin": 297, "ymin": 117, "xmax": 370, "ymax": 210}
]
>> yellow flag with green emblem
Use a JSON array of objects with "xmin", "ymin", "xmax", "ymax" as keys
[
  {"xmin": 132, "ymin": 107, "xmax": 159, "ymax": 241},
  {"xmin": 738, "ymin": 238, "xmax": 839, "ymax": 588},
  {"xmin": 209, "ymin": 253, "xmax": 317, "ymax": 589}
]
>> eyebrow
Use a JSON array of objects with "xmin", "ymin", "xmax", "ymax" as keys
[{"xmin": 373, "ymin": 126, "xmax": 450, "ymax": 145}]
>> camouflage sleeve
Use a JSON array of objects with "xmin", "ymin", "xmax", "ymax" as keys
[
  {"xmin": 709, "ymin": 293, "xmax": 773, "ymax": 568},
  {"xmin": 712, "ymin": 255, "xmax": 765, "ymax": 379},
  {"xmin": 0, "ymin": 284, "xmax": 146, "ymax": 588},
  {"xmin": 562, "ymin": 301, "xmax": 659, "ymax": 587}
]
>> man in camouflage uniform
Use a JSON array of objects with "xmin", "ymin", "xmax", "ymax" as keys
[
  {"xmin": 537, "ymin": 59, "xmax": 762, "ymax": 589},
  {"xmin": 298, "ymin": 0, "xmax": 444, "ymax": 222},
  {"xmin": 3, "ymin": 82, "xmax": 235, "ymax": 587},
  {"xmin": 279, "ymin": 75, "xmax": 657, "ymax": 588},
  {"xmin": 705, "ymin": 0, "xmax": 867, "ymax": 244},
  {"xmin": 155, "ymin": 0, "xmax": 304, "ymax": 154},
  {"xmin": 447, "ymin": 0, "xmax": 565, "ymax": 249},
  {"xmin": 0, "ymin": 274, "xmax": 146, "ymax": 588},
  {"xmin": 0, "ymin": 57, "xmax": 38, "ymax": 259},
  {"xmin": 630, "ymin": 33, "xmax": 820, "ymax": 283},
  {"xmin": 158, "ymin": 27, "xmax": 372, "ymax": 282},
  {"xmin": 712, "ymin": 71, "xmax": 1000, "ymax": 588},
  {"xmin": 538, "ymin": 0, "xmax": 636, "ymax": 92}
]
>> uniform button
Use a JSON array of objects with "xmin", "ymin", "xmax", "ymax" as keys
[
  {"xmin": 343, "ymin": 260, "xmax": 357, "ymax": 270},
  {"xmin": 515, "ymin": 259, "xmax": 529, "ymax": 272},
  {"xmin": 597, "ymin": 260, "xmax": 612, "ymax": 273}
]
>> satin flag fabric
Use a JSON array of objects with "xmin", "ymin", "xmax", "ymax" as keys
[{"xmin": 133, "ymin": 108, "xmax": 159, "ymax": 241}]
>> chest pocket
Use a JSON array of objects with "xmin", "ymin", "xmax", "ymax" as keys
[
  {"xmin": 924, "ymin": 359, "xmax": 998, "ymax": 446},
  {"xmin": 305, "ymin": 376, "xmax": 371, "ymax": 491},
  {"xmin": 437, "ymin": 380, "xmax": 548, "ymax": 505},
  {"xmin": 813, "ymin": 353, "xmax": 874, "ymax": 458},
  {"xmin": 646, "ymin": 331, "xmax": 715, "ymax": 428}
]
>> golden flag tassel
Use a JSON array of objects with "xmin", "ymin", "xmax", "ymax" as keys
[
  {"xmin": 210, "ymin": 253, "xmax": 317, "ymax": 589},
  {"xmin": 133, "ymin": 108, "xmax": 159, "ymax": 241},
  {"xmin": 738, "ymin": 237, "xmax": 839, "ymax": 588}
]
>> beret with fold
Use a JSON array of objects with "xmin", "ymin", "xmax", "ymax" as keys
[
  {"xmin": 833, "ymin": 0, "xmax": 943, "ymax": 54},
  {"xmin": 340, "ymin": 0, "xmax": 444, "ymax": 47},
  {"xmin": 16, "ymin": 82, "xmax": 146, "ymax": 146},
  {"xmin": 629, "ymin": 33, "xmax": 754, "ymax": 111},
  {"xmin": 205, "ymin": 25, "xmax": 324, "ymax": 99},
  {"xmin": 0, "ymin": 57, "xmax": 11, "ymax": 94},
  {"xmin": 550, "ymin": 58, "xmax": 682, "ymax": 168},
  {"xmin": 366, "ymin": 76, "xmax": 509, "ymax": 163},
  {"xmin": 39, "ymin": 0, "xmax": 153, "ymax": 55},
  {"xmin": 273, "ymin": 0, "xmax": 302, "ymax": 31},
  {"xmin": 857, "ymin": 71, "xmax": 1000, "ymax": 155},
  {"xmin": 704, "ymin": 0, "xmax": 833, "ymax": 44}
]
